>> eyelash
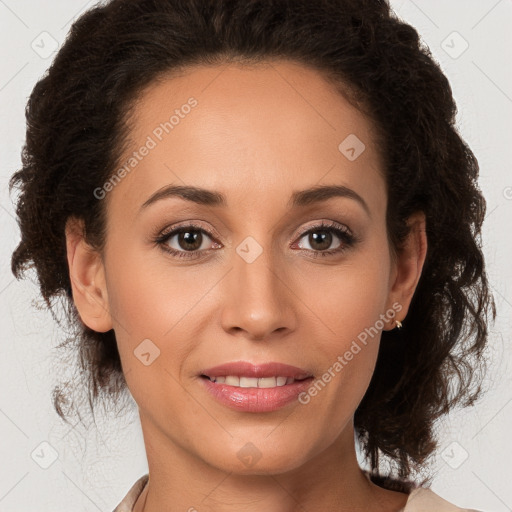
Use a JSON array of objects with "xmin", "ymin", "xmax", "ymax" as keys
[{"xmin": 153, "ymin": 220, "xmax": 357, "ymax": 260}]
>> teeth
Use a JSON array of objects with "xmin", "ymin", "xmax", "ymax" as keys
[
  {"xmin": 208, "ymin": 375, "xmax": 296, "ymax": 387},
  {"xmin": 276, "ymin": 376, "xmax": 287, "ymax": 386},
  {"xmin": 224, "ymin": 376, "xmax": 239, "ymax": 386}
]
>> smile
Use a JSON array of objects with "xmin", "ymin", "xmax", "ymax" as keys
[{"xmin": 203, "ymin": 375, "xmax": 301, "ymax": 387}]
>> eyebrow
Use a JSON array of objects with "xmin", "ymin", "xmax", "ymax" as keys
[{"xmin": 140, "ymin": 184, "xmax": 370, "ymax": 216}]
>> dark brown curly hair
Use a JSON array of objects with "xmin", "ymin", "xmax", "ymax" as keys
[{"xmin": 9, "ymin": 0, "xmax": 495, "ymax": 490}]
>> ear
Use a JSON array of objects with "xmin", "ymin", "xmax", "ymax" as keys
[
  {"xmin": 65, "ymin": 217, "xmax": 113, "ymax": 333},
  {"xmin": 384, "ymin": 211, "xmax": 427, "ymax": 330}
]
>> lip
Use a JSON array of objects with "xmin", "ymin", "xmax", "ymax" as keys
[
  {"xmin": 199, "ymin": 361, "xmax": 313, "ymax": 380},
  {"xmin": 198, "ymin": 361, "xmax": 314, "ymax": 413},
  {"xmin": 200, "ymin": 376, "xmax": 314, "ymax": 412}
]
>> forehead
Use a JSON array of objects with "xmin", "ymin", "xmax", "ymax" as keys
[{"xmin": 107, "ymin": 59, "xmax": 386, "ymax": 219}]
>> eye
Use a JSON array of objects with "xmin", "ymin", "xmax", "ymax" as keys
[
  {"xmin": 293, "ymin": 220, "xmax": 356, "ymax": 258},
  {"xmin": 153, "ymin": 220, "xmax": 357, "ymax": 260},
  {"xmin": 154, "ymin": 222, "xmax": 221, "ymax": 260}
]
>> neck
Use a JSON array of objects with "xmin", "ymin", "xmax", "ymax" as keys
[{"xmin": 133, "ymin": 418, "xmax": 409, "ymax": 512}]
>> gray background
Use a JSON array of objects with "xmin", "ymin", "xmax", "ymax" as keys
[{"xmin": 1, "ymin": 0, "xmax": 511, "ymax": 511}]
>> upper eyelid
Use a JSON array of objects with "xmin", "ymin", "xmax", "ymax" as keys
[{"xmin": 296, "ymin": 221, "xmax": 352, "ymax": 237}]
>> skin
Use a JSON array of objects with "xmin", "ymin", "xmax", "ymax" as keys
[{"xmin": 65, "ymin": 60, "xmax": 427, "ymax": 512}]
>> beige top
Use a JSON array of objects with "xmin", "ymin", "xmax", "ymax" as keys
[{"xmin": 112, "ymin": 473, "xmax": 484, "ymax": 512}]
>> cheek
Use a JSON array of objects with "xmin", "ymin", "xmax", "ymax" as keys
[
  {"xmin": 104, "ymin": 264, "xmax": 195, "ymax": 407},
  {"xmin": 306, "ymin": 259, "xmax": 391, "ymax": 340},
  {"xmin": 300, "ymin": 242, "xmax": 391, "ymax": 389},
  {"xmin": 299, "ymin": 266, "xmax": 389, "ymax": 434},
  {"xmin": 103, "ymin": 248, "xmax": 209, "ymax": 390},
  {"xmin": 310, "ymin": 271, "xmax": 385, "ymax": 381},
  {"xmin": 104, "ymin": 245, "xmax": 188, "ymax": 336}
]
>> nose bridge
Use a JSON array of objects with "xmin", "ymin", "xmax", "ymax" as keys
[{"xmin": 220, "ymin": 232, "xmax": 294, "ymax": 338}]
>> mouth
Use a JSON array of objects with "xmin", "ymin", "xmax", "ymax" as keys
[
  {"xmin": 200, "ymin": 374, "xmax": 312, "ymax": 388},
  {"xmin": 199, "ymin": 363, "xmax": 315, "ymax": 412},
  {"xmin": 199, "ymin": 361, "xmax": 314, "ymax": 389}
]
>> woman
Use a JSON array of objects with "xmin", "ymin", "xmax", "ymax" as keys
[{"xmin": 9, "ymin": 0, "xmax": 495, "ymax": 510}]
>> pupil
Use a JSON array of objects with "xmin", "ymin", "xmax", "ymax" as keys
[
  {"xmin": 310, "ymin": 231, "xmax": 331, "ymax": 251},
  {"xmin": 179, "ymin": 231, "xmax": 201, "ymax": 251}
]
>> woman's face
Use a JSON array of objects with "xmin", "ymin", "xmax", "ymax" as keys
[{"xmin": 69, "ymin": 60, "xmax": 424, "ymax": 475}]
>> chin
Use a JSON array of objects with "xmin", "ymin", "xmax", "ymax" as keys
[{"xmin": 204, "ymin": 441, "xmax": 310, "ymax": 476}]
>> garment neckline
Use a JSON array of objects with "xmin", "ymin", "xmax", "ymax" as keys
[
  {"xmin": 120, "ymin": 471, "xmax": 414, "ymax": 511},
  {"xmin": 116, "ymin": 471, "xmax": 477, "ymax": 512}
]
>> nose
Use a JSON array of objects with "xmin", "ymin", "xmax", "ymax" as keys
[{"xmin": 219, "ymin": 240, "xmax": 297, "ymax": 341}]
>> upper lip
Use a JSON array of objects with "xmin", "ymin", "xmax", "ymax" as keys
[{"xmin": 200, "ymin": 361, "xmax": 313, "ymax": 380}]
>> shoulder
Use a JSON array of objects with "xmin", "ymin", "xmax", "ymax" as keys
[
  {"xmin": 112, "ymin": 474, "xmax": 149, "ymax": 512},
  {"xmin": 362, "ymin": 469, "xmax": 484, "ymax": 512},
  {"xmin": 404, "ymin": 486, "xmax": 484, "ymax": 512}
]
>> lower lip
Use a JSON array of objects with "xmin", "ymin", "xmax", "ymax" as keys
[{"xmin": 200, "ymin": 376, "xmax": 314, "ymax": 412}]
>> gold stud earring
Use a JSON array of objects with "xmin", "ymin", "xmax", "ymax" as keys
[{"xmin": 395, "ymin": 320, "xmax": 403, "ymax": 330}]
